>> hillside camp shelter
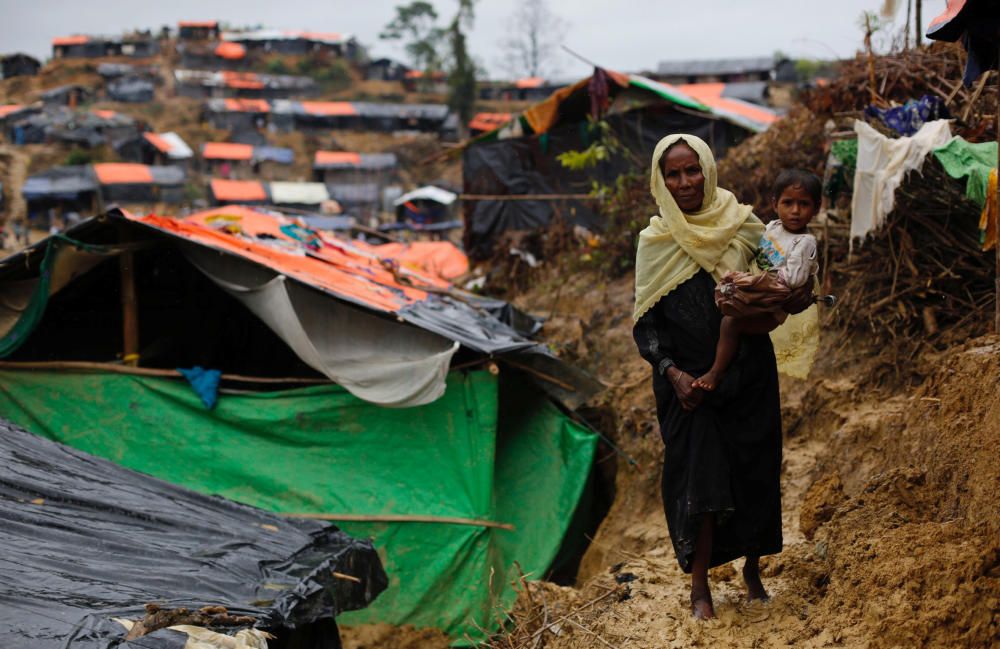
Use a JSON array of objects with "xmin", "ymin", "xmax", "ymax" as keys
[
  {"xmin": 652, "ymin": 56, "xmax": 797, "ymax": 84},
  {"xmin": 175, "ymin": 69, "xmax": 317, "ymax": 100},
  {"xmin": 395, "ymin": 185, "xmax": 458, "ymax": 225},
  {"xmin": 115, "ymin": 131, "xmax": 193, "ymax": 166},
  {"xmin": 0, "ymin": 418, "xmax": 387, "ymax": 649},
  {"xmin": 178, "ymin": 20, "xmax": 220, "ymax": 41},
  {"xmin": 40, "ymin": 84, "xmax": 93, "ymax": 108},
  {"xmin": 8, "ymin": 107, "xmax": 139, "ymax": 148},
  {"xmin": 326, "ymin": 182, "xmax": 381, "ymax": 221},
  {"xmin": 461, "ymin": 67, "xmax": 778, "ymax": 258},
  {"xmin": 93, "ymin": 162, "xmax": 185, "ymax": 204},
  {"xmin": 204, "ymin": 97, "xmax": 270, "ymax": 130},
  {"xmin": 51, "ymin": 33, "xmax": 160, "ymax": 59},
  {"xmin": 313, "ymin": 151, "xmax": 397, "ymax": 187},
  {"xmin": 1, "ymin": 53, "xmax": 41, "ymax": 79},
  {"xmin": 221, "ymin": 29, "xmax": 360, "ymax": 59},
  {"xmin": 0, "ymin": 207, "xmax": 602, "ymax": 643},
  {"xmin": 202, "ymin": 142, "xmax": 294, "ymax": 180},
  {"xmin": 22, "ymin": 165, "xmax": 99, "ymax": 223},
  {"xmin": 209, "ymin": 178, "xmax": 269, "ymax": 205},
  {"xmin": 106, "ymin": 76, "xmax": 155, "ymax": 102},
  {"xmin": 179, "ymin": 41, "xmax": 249, "ymax": 70}
]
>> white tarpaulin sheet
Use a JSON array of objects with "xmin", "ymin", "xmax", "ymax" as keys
[
  {"xmin": 183, "ymin": 246, "xmax": 458, "ymax": 407},
  {"xmin": 269, "ymin": 182, "xmax": 330, "ymax": 205},
  {"xmin": 850, "ymin": 119, "xmax": 953, "ymax": 245}
]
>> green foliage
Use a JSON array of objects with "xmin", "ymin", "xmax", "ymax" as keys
[
  {"xmin": 265, "ymin": 58, "xmax": 289, "ymax": 75},
  {"xmin": 556, "ymin": 120, "xmax": 620, "ymax": 172},
  {"xmin": 64, "ymin": 148, "xmax": 93, "ymax": 166},
  {"xmin": 380, "ymin": 1, "xmax": 445, "ymax": 72},
  {"xmin": 183, "ymin": 182, "xmax": 205, "ymax": 202},
  {"xmin": 446, "ymin": 1, "xmax": 477, "ymax": 129}
]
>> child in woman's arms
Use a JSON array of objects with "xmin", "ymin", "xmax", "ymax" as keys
[{"xmin": 693, "ymin": 169, "xmax": 821, "ymax": 391}]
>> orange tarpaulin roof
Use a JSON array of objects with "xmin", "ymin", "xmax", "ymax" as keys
[
  {"xmin": 179, "ymin": 20, "xmax": 218, "ymax": 28},
  {"xmin": 128, "ymin": 211, "xmax": 434, "ymax": 314},
  {"xmin": 298, "ymin": 31, "xmax": 342, "ymax": 42},
  {"xmin": 300, "ymin": 101, "xmax": 356, "ymax": 116},
  {"xmin": 515, "ymin": 77, "xmax": 545, "ymax": 89},
  {"xmin": 52, "ymin": 35, "xmax": 89, "ymax": 46},
  {"xmin": 0, "ymin": 105, "xmax": 23, "ymax": 119},
  {"xmin": 91, "ymin": 110, "xmax": 118, "ymax": 120},
  {"xmin": 677, "ymin": 83, "xmax": 779, "ymax": 127},
  {"xmin": 222, "ymin": 71, "xmax": 263, "ymax": 89},
  {"xmin": 469, "ymin": 112, "xmax": 511, "ymax": 131},
  {"xmin": 223, "ymin": 98, "xmax": 270, "ymax": 113},
  {"xmin": 215, "ymin": 42, "xmax": 246, "ymax": 60},
  {"xmin": 210, "ymin": 178, "xmax": 267, "ymax": 202},
  {"xmin": 93, "ymin": 163, "xmax": 153, "ymax": 185},
  {"xmin": 315, "ymin": 151, "xmax": 361, "ymax": 166},
  {"xmin": 203, "ymin": 142, "xmax": 254, "ymax": 160},
  {"xmin": 370, "ymin": 241, "xmax": 469, "ymax": 281},
  {"xmin": 143, "ymin": 132, "xmax": 171, "ymax": 153}
]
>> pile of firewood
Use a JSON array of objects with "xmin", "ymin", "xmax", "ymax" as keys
[
  {"xmin": 804, "ymin": 41, "xmax": 998, "ymax": 142},
  {"xmin": 823, "ymin": 157, "xmax": 994, "ymax": 376}
]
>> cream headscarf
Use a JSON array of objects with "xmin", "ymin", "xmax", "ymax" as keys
[{"xmin": 633, "ymin": 134, "xmax": 764, "ymax": 322}]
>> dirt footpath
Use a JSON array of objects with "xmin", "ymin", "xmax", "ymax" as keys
[{"xmin": 499, "ymin": 270, "xmax": 999, "ymax": 649}]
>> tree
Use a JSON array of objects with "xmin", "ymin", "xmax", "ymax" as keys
[
  {"xmin": 446, "ymin": 0, "xmax": 477, "ymax": 134},
  {"xmin": 497, "ymin": 0, "xmax": 568, "ymax": 80},
  {"xmin": 379, "ymin": 2, "xmax": 445, "ymax": 73}
]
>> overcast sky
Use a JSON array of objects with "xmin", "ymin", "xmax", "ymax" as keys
[{"xmin": 1, "ymin": 0, "xmax": 945, "ymax": 79}]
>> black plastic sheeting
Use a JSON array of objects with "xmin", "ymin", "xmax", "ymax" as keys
[
  {"xmin": 461, "ymin": 106, "xmax": 737, "ymax": 259},
  {"xmin": 0, "ymin": 418, "xmax": 388, "ymax": 649}
]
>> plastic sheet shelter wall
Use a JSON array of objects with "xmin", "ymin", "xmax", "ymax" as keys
[
  {"xmin": 0, "ymin": 369, "xmax": 597, "ymax": 645},
  {"xmin": 462, "ymin": 87, "xmax": 749, "ymax": 259},
  {"xmin": 0, "ymin": 417, "xmax": 387, "ymax": 649},
  {"xmin": 461, "ymin": 68, "xmax": 757, "ymax": 258}
]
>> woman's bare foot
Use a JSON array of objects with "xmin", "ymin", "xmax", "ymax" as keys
[
  {"xmin": 692, "ymin": 372, "xmax": 720, "ymax": 391},
  {"xmin": 742, "ymin": 558, "xmax": 769, "ymax": 601},
  {"xmin": 690, "ymin": 586, "xmax": 716, "ymax": 619}
]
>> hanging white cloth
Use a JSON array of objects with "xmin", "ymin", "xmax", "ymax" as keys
[
  {"xmin": 184, "ymin": 247, "xmax": 458, "ymax": 407},
  {"xmin": 850, "ymin": 119, "xmax": 953, "ymax": 244}
]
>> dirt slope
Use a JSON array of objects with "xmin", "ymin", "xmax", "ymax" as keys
[{"xmin": 498, "ymin": 267, "xmax": 999, "ymax": 648}]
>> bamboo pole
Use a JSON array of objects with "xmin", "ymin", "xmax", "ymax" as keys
[
  {"xmin": 119, "ymin": 247, "xmax": 139, "ymax": 367},
  {"xmin": 915, "ymin": 0, "xmax": 922, "ymax": 47},
  {"xmin": 0, "ymin": 360, "xmax": 330, "ymax": 385},
  {"xmin": 284, "ymin": 512, "xmax": 515, "ymax": 530}
]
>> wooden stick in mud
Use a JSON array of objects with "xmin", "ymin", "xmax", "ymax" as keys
[{"xmin": 284, "ymin": 511, "xmax": 515, "ymax": 531}]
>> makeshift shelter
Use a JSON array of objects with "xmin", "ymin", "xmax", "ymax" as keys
[
  {"xmin": 178, "ymin": 20, "xmax": 220, "ymax": 41},
  {"xmin": 21, "ymin": 165, "xmax": 99, "ymax": 224},
  {"xmin": 394, "ymin": 185, "xmax": 458, "ymax": 225},
  {"xmin": 116, "ymin": 131, "xmax": 193, "ymax": 166},
  {"xmin": 0, "ymin": 417, "xmax": 386, "ymax": 649},
  {"xmin": 314, "ymin": 151, "xmax": 397, "ymax": 187},
  {"xmin": 51, "ymin": 35, "xmax": 108, "ymax": 59},
  {"xmin": 0, "ymin": 207, "xmax": 601, "ymax": 643},
  {"xmin": 366, "ymin": 57, "xmax": 410, "ymax": 81},
  {"xmin": 469, "ymin": 111, "xmax": 512, "ymax": 136},
  {"xmin": 461, "ymin": 68, "xmax": 773, "ymax": 257},
  {"xmin": 106, "ymin": 76, "xmax": 155, "ymax": 103},
  {"xmin": 221, "ymin": 29, "xmax": 359, "ymax": 58},
  {"xmin": 93, "ymin": 163, "xmax": 185, "ymax": 204},
  {"xmin": 653, "ymin": 56, "xmax": 786, "ymax": 84},
  {"xmin": 209, "ymin": 178, "xmax": 269, "ymax": 205},
  {"xmin": 202, "ymin": 142, "xmax": 294, "ymax": 180},
  {"xmin": 326, "ymin": 182, "xmax": 382, "ymax": 221},
  {"xmin": 1, "ymin": 52, "xmax": 41, "ymax": 79},
  {"xmin": 40, "ymin": 84, "xmax": 93, "ymax": 108},
  {"xmin": 269, "ymin": 181, "xmax": 331, "ymax": 209},
  {"xmin": 204, "ymin": 97, "xmax": 270, "ymax": 130},
  {"xmin": 176, "ymin": 69, "xmax": 317, "ymax": 99}
]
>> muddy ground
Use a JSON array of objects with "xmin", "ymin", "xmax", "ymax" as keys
[{"xmin": 343, "ymin": 268, "xmax": 999, "ymax": 649}]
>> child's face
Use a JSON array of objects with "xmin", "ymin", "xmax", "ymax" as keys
[{"xmin": 773, "ymin": 184, "xmax": 817, "ymax": 233}]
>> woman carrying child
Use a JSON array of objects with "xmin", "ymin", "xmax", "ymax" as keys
[{"xmin": 632, "ymin": 134, "xmax": 815, "ymax": 619}]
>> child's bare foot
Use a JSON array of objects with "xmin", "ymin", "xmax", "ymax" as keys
[
  {"xmin": 690, "ymin": 587, "xmax": 716, "ymax": 619},
  {"xmin": 742, "ymin": 560, "xmax": 769, "ymax": 602},
  {"xmin": 692, "ymin": 372, "xmax": 720, "ymax": 391}
]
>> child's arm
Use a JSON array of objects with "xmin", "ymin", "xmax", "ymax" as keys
[{"xmin": 778, "ymin": 234, "xmax": 817, "ymax": 289}]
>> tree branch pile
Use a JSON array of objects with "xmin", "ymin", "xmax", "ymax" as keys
[
  {"xmin": 803, "ymin": 41, "xmax": 998, "ymax": 143},
  {"xmin": 823, "ymin": 157, "xmax": 994, "ymax": 378}
]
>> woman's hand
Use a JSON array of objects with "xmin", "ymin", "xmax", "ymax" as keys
[{"xmin": 666, "ymin": 367, "xmax": 704, "ymax": 411}]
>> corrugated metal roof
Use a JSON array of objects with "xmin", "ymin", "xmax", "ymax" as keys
[{"xmin": 655, "ymin": 57, "xmax": 775, "ymax": 77}]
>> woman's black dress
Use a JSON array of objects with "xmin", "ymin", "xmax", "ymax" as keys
[{"xmin": 633, "ymin": 269, "xmax": 782, "ymax": 572}]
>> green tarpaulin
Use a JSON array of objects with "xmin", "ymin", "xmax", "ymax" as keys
[
  {"xmin": 0, "ymin": 368, "xmax": 596, "ymax": 643},
  {"xmin": 933, "ymin": 137, "xmax": 998, "ymax": 207}
]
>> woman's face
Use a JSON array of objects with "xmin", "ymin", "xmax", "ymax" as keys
[{"xmin": 660, "ymin": 143, "xmax": 705, "ymax": 212}]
